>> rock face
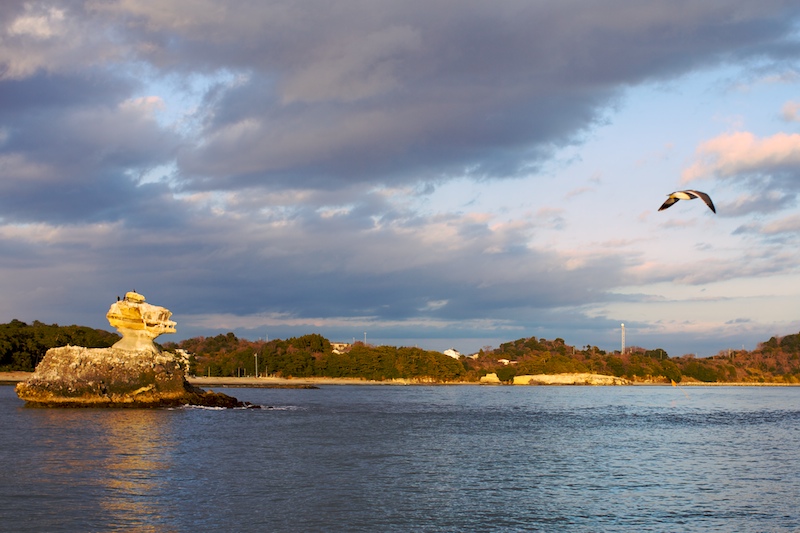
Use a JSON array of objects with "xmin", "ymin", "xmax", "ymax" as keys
[
  {"xmin": 512, "ymin": 373, "xmax": 630, "ymax": 386},
  {"xmin": 479, "ymin": 372, "xmax": 502, "ymax": 384},
  {"xmin": 16, "ymin": 292, "xmax": 245, "ymax": 408}
]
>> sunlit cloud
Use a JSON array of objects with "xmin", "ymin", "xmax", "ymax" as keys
[
  {"xmin": 8, "ymin": 5, "xmax": 65, "ymax": 39},
  {"xmin": 682, "ymin": 131, "xmax": 800, "ymax": 182}
]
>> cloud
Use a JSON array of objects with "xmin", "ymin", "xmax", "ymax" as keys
[
  {"xmin": 3, "ymin": 0, "xmax": 800, "ymax": 357},
  {"xmin": 0, "ymin": 3, "xmax": 122, "ymax": 79},
  {"xmin": 781, "ymin": 100, "xmax": 800, "ymax": 122},
  {"xmin": 626, "ymin": 248, "xmax": 799, "ymax": 286},
  {"xmin": 77, "ymin": 0, "xmax": 800, "ymax": 191},
  {"xmin": 565, "ymin": 186, "xmax": 595, "ymax": 199},
  {"xmin": 0, "ymin": 182, "xmax": 628, "ymax": 328},
  {"xmin": 718, "ymin": 191, "xmax": 796, "ymax": 216},
  {"xmin": 682, "ymin": 131, "xmax": 800, "ymax": 183},
  {"xmin": 0, "ymin": 72, "xmax": 181, "ymax": 224},
  {"xmin": 8, "ymin": 5, "xmax": 65, "ymax": 39},
  {"xmin": 281, "ymin": 25, "xmax": 424, "ymax": 105},
  {"xmin": 761, "ymin": 213, "xmax": 800, "ymax": 235},
  {"xmin": 681, "ymin": 130, "xmax": 800, "ymax": 223},
  {"xmin": 735, "ymin": 213, "xmax": 800, "ymax": 243},
  {"xmin": 6, "ymin": 1, "xmax": 800, "ymax": 195}
]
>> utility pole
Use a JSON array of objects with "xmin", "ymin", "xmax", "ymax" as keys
[
  {"xmin": 621, "ymin": 323, "xmax": 625, "ymax": 354},
  {"xmin": 254, "ymin": 351, "xmax": 259, "ymax": 378}
]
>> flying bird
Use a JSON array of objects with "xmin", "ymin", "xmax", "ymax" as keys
[{"xmin": 658, "ymin": 190, "xmax": 716, "ymax": 213}]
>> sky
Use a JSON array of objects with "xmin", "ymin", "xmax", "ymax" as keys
[{"xmin": 2, "ymin": 1, "xmax": 800, "ymax": 357}]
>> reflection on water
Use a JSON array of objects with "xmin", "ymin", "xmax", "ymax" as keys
[
  {"xmin": 2, "ymin": 405, "xmax": 177, "ymax": 532},
  {"xmin": 97, "ymin": 410, "xmax": 176, "ymax": 530}
]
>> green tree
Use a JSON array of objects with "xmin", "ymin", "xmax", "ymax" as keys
[
  {"xmin": 682, "ymin": 360, "xmax": 719, "ymax": 382},
  {"xmin": 495, "ymin": 365, "xmax": 517, "ymax": 383}
]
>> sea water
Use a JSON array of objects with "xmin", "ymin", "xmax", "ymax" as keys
[{"xmin": 1, "ymin": 385, "xmax": 799, "ymax": 532}]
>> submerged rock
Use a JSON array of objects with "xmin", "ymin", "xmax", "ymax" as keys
[{"xmin": 16, "ymin": 291, "xmax": 245, "ymax": 408}]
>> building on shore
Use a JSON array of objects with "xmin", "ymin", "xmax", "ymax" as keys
[
  {"xmin": 443, "ymin": 348, "xmax": 462, "ymax": 359},
  {"xmin": 331, "ymin": 342, "xmax": 351, "ymax": 354}
]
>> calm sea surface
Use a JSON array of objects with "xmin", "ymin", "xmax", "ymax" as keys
[{"xmin": 1, "ymin": 384, "xmax": 799, "ymax": 532}]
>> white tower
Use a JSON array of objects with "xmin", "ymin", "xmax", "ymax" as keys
[{"xmin": 621, "ymin": 323, "xmax": 625, "ymax": 354}]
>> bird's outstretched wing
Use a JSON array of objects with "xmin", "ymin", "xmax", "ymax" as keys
[
  {"xmin": 686, "ymin": 190, "xmax": 716, "ymax": 213},
  {"xmin": 658, "ymin": 197, "xmax": 680, "ymax": 211}
]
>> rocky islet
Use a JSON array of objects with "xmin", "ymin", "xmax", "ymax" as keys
[{"xmin": 16, "ymin": 292, "xmax": 245, "ymax": 408}]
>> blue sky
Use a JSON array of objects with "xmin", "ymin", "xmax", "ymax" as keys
[{"xmin": 2, "ymin": 1, "xmax": 800, "ymax": 357}]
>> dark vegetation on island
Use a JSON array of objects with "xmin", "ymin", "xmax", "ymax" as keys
[
  {"xmin": 3, "ymin": 319, "xmax": 800, "ymax": 383},
  {"xmin": 0, "ymin": 319, "xmax": 120, "ymax": 369}
]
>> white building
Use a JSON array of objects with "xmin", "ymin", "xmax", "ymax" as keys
[
  {"xmin": 443, "ymin": 348, "xmax": 462, "ymax": 359},
  {"xmin": 331, "ymin": 342, "xmax": 351, "ymax": 354}
]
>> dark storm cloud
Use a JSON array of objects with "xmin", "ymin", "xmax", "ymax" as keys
[
  {"xmin": 0, "ymin": 72, "xmax": 132, "ymax": 112},
  {"xmin": 0, "ymin": 71, "xmax": 182, "ymax": 223},
  {"xmin": 4, "ymin": 1, "xmax": 799, "ymax": 204},
  {"xmin": 79, "ymin": 0, "xmax": 800, "ymax": 191}
]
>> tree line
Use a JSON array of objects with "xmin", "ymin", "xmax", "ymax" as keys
[
  {"xmin": 164, "ymin": 333, "xmax": 467, "ymax": 382},
  {"xmin": 479, "ymin": 334, "xmax": 800, "ymax": 383},
  {"xmin": 164, "ymin": 330, "xmax": 800, "ymax": 383},
  {"xmin": 0, "ymin": 319, "xmax": 119, "ymax": 371},
  {"xmin": 3, "ymin": 319, "xmax": 800, "ymax": 383}
]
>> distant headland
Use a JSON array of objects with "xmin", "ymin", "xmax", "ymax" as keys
[{"xmin": 3, "ymin": 315, "xmax": 800, "ymax": 385}]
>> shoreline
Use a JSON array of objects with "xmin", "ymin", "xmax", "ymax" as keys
[
  {"xmin": 0, "ymin": 372, "xmax": 34, "ymax": 385},
  {"xmin": 2, "ymin": 371, "xmax": 798, "ymax": 387},
  {"xmin": 187, "ymin": 376, "xmax": 463, "ymax": 387}
]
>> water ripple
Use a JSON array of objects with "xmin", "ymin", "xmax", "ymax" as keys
[{"xmin": 1, "ymin": 385, "xmax": 799, "ymax": 532}]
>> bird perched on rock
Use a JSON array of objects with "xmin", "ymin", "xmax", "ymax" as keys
[{"xmin": 658, "ymin": 190, "xmax": 715, "ymax": 213}]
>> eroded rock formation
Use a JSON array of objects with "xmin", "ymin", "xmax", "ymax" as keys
[
  {"xmin": 106, "ymin": 291, "xmax": 177, "ymax": 351},
  {"xmin": 16, "ymin": 292, "xmax": 245, "ymax": 408}
]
